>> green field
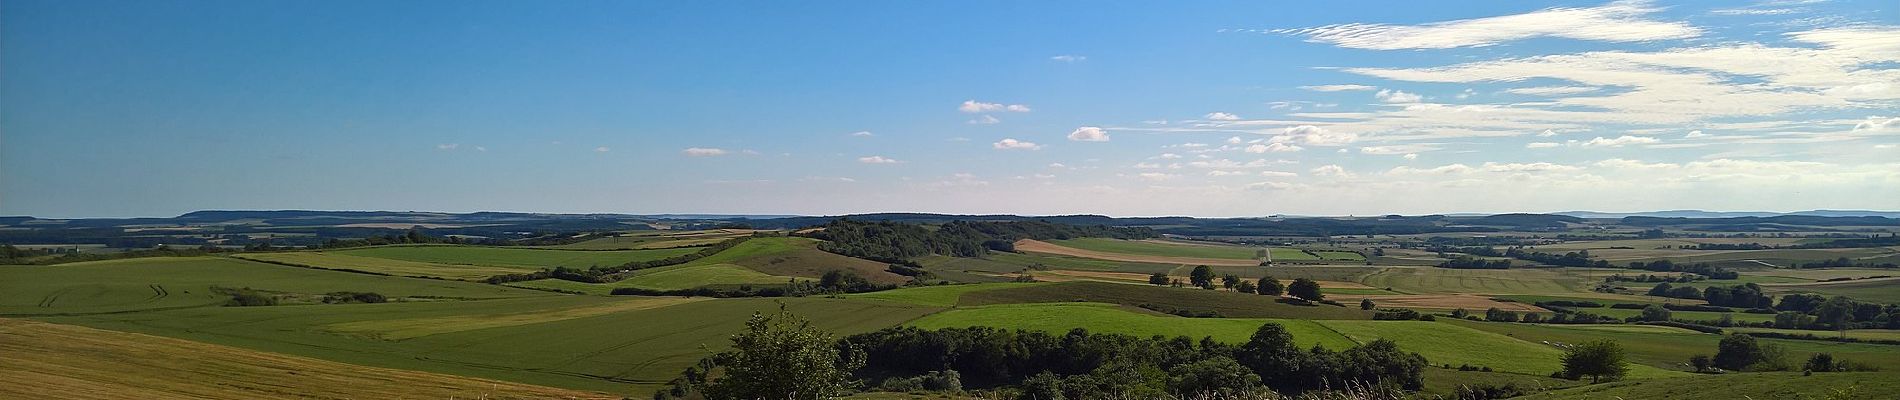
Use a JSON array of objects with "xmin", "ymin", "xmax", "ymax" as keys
[
  {"xmin": 1357, "ymin": 266, "xmax": 1591, "ymax": 294},
  {"xmin": 1518, "ymin": 372, "xmax": 1900, "ymax": 400},
  {"xmin": 1269, "ymin": 247, "xmax": 1319, "ymax": 261},
  {"xmin": 1770, "ymin": 279, "xmax": 1900, "ymax": 304},
  {"xmin": 906, "ymin": 302, "xmax": 1357, "ymax": 349},
  {"xmin": 1049, "ymin": 238, "xmax": 1263, "ymax": 260},
  {"xmin": 847, "ymin": 282, "xmax": 1050, "ymax": 307},
  {"xmin": 505, "ymin": 237, "xmax": 892, "ymax": 292},
  {"xmin": 35, "ymin": 296, "xmax": 938, "ymax": 396},
  {"xmin": 1447, "ymin": 319, "xmax": 1900, "ymax": 373},
  {"xmin": 332, "ymin": 245, "xmax": 698, "ymax": 269},
  {"xmin": 0, "ymin": 257, "xmax": 547, "ymax": 315},
  {"xmin": 961, "ymin": 281, "xmax": 1373, "ymax": 319},
  {"xmin": 233, "ymin": 252, "xmax": 534, "ymax": 280},
  {"xmin": 1317, "ymin": 320, "xmax": 1681, "ymax": 378}
]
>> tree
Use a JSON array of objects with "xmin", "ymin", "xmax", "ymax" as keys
[
  {"xmin": 1713, "ymin": 334, "xmax": 1763, "ymax": 371},
  {"xmin": 1815, "ymin": 296, "xmax": 1858, "ymax": 331},
  {"xmin": 1805, "ymin": 353, "xmax": 1837, "ymax": 373},
  {"xmin": 1237, "ymin": 323, "xmax": 1303, "ymax": 391},
  {"xmin": 1689, "ymin": 354, "xmax": 1713, "ymax": 373},
  {"xmin": 1451, "ymin": 308, "xmax": 1470, "ymax": 319},
  {"xmin": 1235, "ymin": 280, "xmax": 1257, "ymax": 294},
  {"xmin": 1166, "ymin": 356, "xmax": 1261, "ymax": 395},
  {"xmin": 1189, "ymin": 265, "xmax": 1215, "ymax": 289},
  {"xmin": 1221, "ymin": 274, "xmax": 1241, "ymax": 290},
  {"xmin": 702, "ymin": 309, "xmax": 860, "ymax": 400},
  {"xmin": 1287, "ymin": 278, "xmax": 1323, "ymax": 301},
  {"xmin": 1640, "ymin": 304, "xmax": 1673, "ymax": 322},
  {"xmin": 1257, "ymin": 276, "xmax": 1283, "ymax": 296},
  {"xmin": 1360, "ymin": 298, "xmax": 1376, "ymax": 310},
  {"xmin": 1559, "ymin": 339, "xmax": 1628, "ymax": 383},
  {"xmin": 1148, "ymin": 273, "xmax": 1170, "ymax": 286}
]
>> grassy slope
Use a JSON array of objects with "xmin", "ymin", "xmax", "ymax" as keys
[
  {"xmin": 906, "ymin": 302, "xmax": 1357, "ymax": 350},
  {"xmin": 1444, "ymin": 319, "xmax": 1900, "ymax": 373},
  {"xmin": 331, "ymin": 244, "xmax": 698, "ymax": 269},
  {"xmin": 960, "ymin": 281, "xmax": 1374, "ymax": 319},
  {"xmin": 234, "ymin": 251, "xmax": 533, "ymax": 280},
  {"xmin": 1517, "ymin": 372, "xmax": 1900, "ymax": 400},
  {"xmin": 1317, "ymin": 320, "xmax": 1681, "ymax": 379},
  {"xmin": 1049, "ymin": 238, "xmax": 1262, "ymax": 260},
  {"xmin": 0, "ymin": 257, "xmax": 547, "ymax": 315},
  {"xmin": 510, "ymin": 237, "xmax": 904, "ymax": 292},
  {"xmin": 0, "ymin": 318, "xmax": 615, "ymax": 400},
  {"xmin": 722, "ymin": 237, "xmax": 908, "ymax": 284},
  {"xmin": 38, "ymin": 296, "xmax": 939, "ymax": 396}
]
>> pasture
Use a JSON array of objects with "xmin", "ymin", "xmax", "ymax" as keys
[
  {"xmin": 36, "ymin": 296, "xmax": 939, "ymax": 396},
  {"xmin": 331, "ymin": 244, "xmax": 698, "ymax": 269},
  {"xmin": 0, "ymin": 318, "xmax": 615, "ymax": 400},
  {"xmin": 959, "ymin": 281, "xmax": 1374, "ymax": 319},
  {"xmin": 1315, "ymin": 320, "xmax": 1682, "ymax": 378},
  {"xmin": 0, "ymin": 257, "xmax": 546, "ymax": 315},
  {"xmin": 234, "ymin": 251, "xmax": 532, "ymax": 280},
  {"xmin": 905, "ymin": 302, "xmax": 1358, "ymax": 350}
]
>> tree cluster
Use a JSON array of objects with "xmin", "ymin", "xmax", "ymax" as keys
[{"xmin": 806, "ymin": 219, "xmax": 1157, "ymax": 263}]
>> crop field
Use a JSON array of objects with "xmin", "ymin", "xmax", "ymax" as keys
[
  {"xmin": 331, "ymin": 245, "xmax": 698, "ymax": 269},
  {"xmin": 1048, "ymin": 238, "xmax": 1264, "ymax": 260},
  {"xmin": 847, "ymin": 282, "xmax": 1050, "ymax": 307},
  {"xmin": 1268, "ymin": 247, "xmax": 1318, "ymax": 261},
  {"xmin": 906, "ymin": 302, "xmax": 1358, "ymax": 349},
  {"xmin": 233, "ymin": 252, "xmax": 534, "ymax": 280},
  {"xmin": 1316, "ymin": 320, "xmax": 1678, "ymax": 378},
  {"xmin": 1769, "ymin": 278, "xmax": 1900, "ymax": 303},
  {"xmin": 1015, "ymin": 239, "xmax": 1264, "ymax": 266},
  {"xmin": 0, "ymin": 257, "xmax": 546, "ymax": 315},
  {"xmin": 36, "ymin": 296, "xmax": 939, "ymax": 396},
  {"xmin": 1579, "ymin": 307, "xmax": 1777, "ymax": 323},
  {"xmin": 1355, "ymin": 266, "xmax": 1590, "ymax": 294},
  {"xmin": 960, "ymin": 281, "xmax": 1374, "ymax": 319},
  {"xmin": 539, "ymin": 229, "xmax": 754, "ymax": 250},
  {"xmin": 1727, "ymin": 327, "xmax": 1900, "ymax": 341},
  {"xmin": 0, "ymin": 318, "xmax": 615, "ymax": 400}
]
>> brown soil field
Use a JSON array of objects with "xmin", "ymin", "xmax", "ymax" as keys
[
  {"xmin": 0, "ymin": 318, "xmax": 614, "ymax": 400},
  {"xmin": 1015, "ymin": 239, "xmax": 1264, "ymax": 267}
]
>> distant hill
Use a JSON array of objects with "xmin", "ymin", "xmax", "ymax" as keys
[{"xmin": 1556, "ymin": 210, "xmax": 1900, "ymax": 218}]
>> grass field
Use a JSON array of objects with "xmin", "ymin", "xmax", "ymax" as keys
[
  {"xmin": 234, "ymin": 251, "xmax": 534, "ymax": 280},
  {"xmin": 538, "ymin": 229, "xmax": 754, "ymax": 250},
  {"xmin": 1356, "ymin": 267, "xmax": 1592, "ymax": 295},
  {"xmin": 906, "ymin": 302, "xmax": 1358, "ymax": 349},
  {"xmin": 0, "ymin": 257, "xmax": 547, "ymax": 315},
  {"xmin": 1315, "ymin": 320, "xmax": 1682, "ymax": 378},
  {"xmin": 1445, "ymin": 319, "xmax": 1900, "ymax": 373},
  {"xmin": 0, "ymin": 318, "xmax": 615, "ymax": 400},
  {"xmin": 1769, "ymin": 278, "xmax": 1900, "ymax": 304},
  {"xmin": 960, "ymin": 281, "xmax": 1374, "ymax": 319},
  {"xmin": 1269, "ymin": 248, "xmax": 1318, "ymax": 261},
  {"xmin": 847, "ymin": 282, "xmax": 1050, "ymax": 307},
  {"xmin": 509, "ymin": 237, "xmax": 896, "ymax": 292},
  {"xmin": 1517, "ymin": 372, "xmax": 1900, "ymax": 400},
  {"xmin": 36, "ymin": 296, "xmax": 939, "ymax": 396},
  {"xmin": 332, "ymin": 244, "xmax": 698, "ymax": 269},
  {"xmin": 1048, "ymin": 238, "xmax": 1263, "ymax": 260}
]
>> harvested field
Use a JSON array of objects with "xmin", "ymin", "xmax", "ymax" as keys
[
  {"xmin": 325, "ymin": 296, "xmax": 707, "ymax": 340},
  {"xmin": 1338, "ymin": 294, "xmax": 1547, "ymax": 312},
  {"xmin": 1016, "ymin": 239, "xmax": 1263, "ymax": 266},
  {"xmin": 0, "ymin": 318, "xmax": 614, "ymax": 400}
]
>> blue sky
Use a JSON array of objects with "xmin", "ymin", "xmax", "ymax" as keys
[{"xmin": 3, "ymin": 0, "xmax": 1897, "ymax": 218}]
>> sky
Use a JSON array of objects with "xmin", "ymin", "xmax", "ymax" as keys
[{"xmin": 3, "ymin": 0, "xmax": 1897, "ymax": 218}]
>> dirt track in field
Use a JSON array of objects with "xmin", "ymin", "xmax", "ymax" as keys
[{"xmin": 1014, "ymin": 239, "xmax": 1265, "ymax": 267}]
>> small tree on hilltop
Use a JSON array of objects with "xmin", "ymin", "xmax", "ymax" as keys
[
  {"xmin": 1235, "ymin": 280, "xmax": 1257, "ymax": 294},
  {"xmin": 1190, "ymin": 265, "xmax": 1215, "ymax": 289},
  {"xmin": 1221, "ymin": 274, "xmax": 1241, "ymax": 290},
  {"xmin": 1288, "ymin": 278, "xmax": 1323, "ymax": 301},
  {"xmin": 1689, "ymin": 354, "xmax": 1713, "ymax": 373},
  {"xmin": 1360, "ymin": 298, "xmax": 1376, "ymax": 310},
  {"xmin": 1640, "ymin": 304, "xmax": 1672, "ymax": 322},
  {"xmin": 1560, "ymin": 339, "xmax": 1628, "ymax": 384},
  {"xmin": 1714, "ymin": 334, "xmax": 1764, "ymax": 371},
  {"xmin": 1257, "ymin": 276, "xmax": 1284, "ymax": 296},
  {"xmin": 702, "ymin": 308, "xmax": 860, "ymax": 400}
]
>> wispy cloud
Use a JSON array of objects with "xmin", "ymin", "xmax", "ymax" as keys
[
  {"xmin": 681, "ymin": 147, "xmax": 726, "ymax": 156},
  {"xmin": 857, "ymin": 155, "xmax": 901, "ymax": 164},
  {"xmin": 1068, "ymin": 126, "xmax": 1110, "ymax": 142},
  {"xmin": 1273, "ymin": 1, "xmax": 1702, "ymax": 50},
  {"xmin": 1050, "ymin": 55, "xmax": 1087, "ymax": 63},
  {"xmin": 959, "ymin": 100, "xmax": 1032, "ymax": 113},
  {"xmin": 992, "ymin": 138, "xmax": 1042, "ymax": 150},
  {"xmin": 1300, "ymin": 84, "xmax": 1377, "ymax": 92}
]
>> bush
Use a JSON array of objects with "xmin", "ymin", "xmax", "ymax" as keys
[
  {"xmin": 1451, "ymin": 383, "xmax": 1524, "ymax": 400},
  {"xmin": 218, "ymin": 287, "xmax": 277, "ymax": 307},
  {"xmin": 322, "ymin": 291, "xmax": 387, "ymax": 304},
  {"xmin": 1534, "ymin": 300, "xmax": 1604, "ymax": 308},
  {"xmin": 1372, "ymin": 308, "xmax": 1421, "ymax": 321},
  {"xmin": 1664, "ymin": 303, "xmax": 1733, "ymax": 313}
]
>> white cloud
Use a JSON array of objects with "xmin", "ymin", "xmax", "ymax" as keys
[
  {"xmin": 1311, "ymin": 165, "xmax": 1353, "ymax": 177},
  {"xmin": 1580, "ymin": 135, "xmax": 1661, "ymax": 147},
  {"xmin": 1359, "ymin": 144, "xmax": 1438, "ymax": 155},
  {"xmin": 1259, "ymin": 171, "xmax": 1298, "ymax": 177},
  {"xmin": 959, "ymin": 100, "xmax": 1031, "ymax": 113},
  {"xmin": 1403, "ymin": 153, "xmax": 1419, "ymax": 160},
  {"xmin": 992, "ymin": 138, "xmax": 1042, "ymax": 150},
  {"xmin": 1245, "ymin": 181, "xmax": 1295, "ymax": 191},
  {"xmin": 1505, "ymin": 86, "xmax": 1601, "ymax": 96},
  {"xmin": 967, "ymin": 115, "xmax": 1001, "ymax": 124},
  {"xmin": 1538, "ymin": 129, "xmax": 1560, "ymax": 137},
  {"xmin": 1048, "ymin": 163, "xmax": 1069, "ymax": 169},
  {"xmin": 1375, "ymin": 89, "xmax": 1423, "ymax": 103},
  {"xmin": 1273, "ymin": 1, "xmax": 1702, "ymax": 50},
  {"xmin": 1300, "ymin": 84, "xmax": 1378, "ymax": 92},
  {"xmin": 1526, "ymin": 142, "xmax": 1564, "ymax": 148},
  {"xmin": 1226, "ymin": 136, "xmax": 1244, "ymax": 144},
  {"xmin": 1155, "ymin": 153, "xmax": 1183, "ymax": 159},
  {"xmin": 1685, "ymin": 130, "xmax": 1710, "ymax": 138},
  {"xmin": 858, "ymin": 155, "xmax": 900, "ymax": 164},
  {"xmin": 1068, "ymin": 126, "xmax": 1110, "ymax": 142},
  {"xmin": 1204, "ymin": 112, "xmax": 1242, "ymax": 121},
  {"xmin": 1246, "ymin": 143, "xmax": 1305, "ymax": 153},
  {"xmin": 1137, "ymin": 172, "xmax": 1175, "ymax": 181},
  {"xmin": 851, "ymin": 131, "xmax": 875, "ymax": 137},
  {"xmin": 1275, "ymin": 125, "xmax": 1358, "ymax": 146},
  {"xmin": 1050, "ymin": 55, "xmax": 1087, "ymax": 63},
  {"xmin": 681, "ymin": 147, "xmax": 725, "ymax": 156},
  {"xmin": 436, "ymin": 143, "xmax": 459, "ymax": 150},
  {"xmin": 595, "ymin": 146, "xmax": 613, "ymax": 153},
  {"xmin": 1854, "ymin": 117, "xmax": 1899, "ymax": 131}
]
